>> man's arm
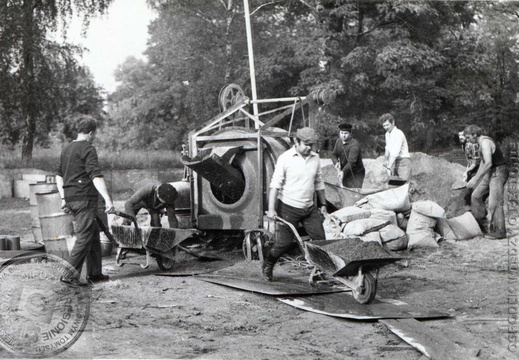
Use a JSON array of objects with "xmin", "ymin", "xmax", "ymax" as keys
[
  {"xmin": 316, "ymin": 189, "xmax": 328, "ymax": 216},
  {"xmin": 266, "ymin": 188, "xmax": 279, "ymax": 219},
  {"xmin": 93, "ymin": 177, "xmax": 114, "ymax": 213},
  {"xmin": 56, "ymin": 175, "xmax": 68, "ymax": 212},
  {"xmin": 330, "ymin": 140, "xmax": 340, "ymax": 166},
  {"xmin": 341, "ymin": 143, "xmax": 361, "ymax": 174},
  {"xmin": 166, "ymin": 205, "xmax": 179, "ymax": 228},
  {"xmin": 467, "ymin": 139, "xmax": 492, "ymax": 189}
]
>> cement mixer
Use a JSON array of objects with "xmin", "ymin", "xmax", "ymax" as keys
[{"xmin": 178, "ymin": 84, "xmax": 327, "ymax": 259}]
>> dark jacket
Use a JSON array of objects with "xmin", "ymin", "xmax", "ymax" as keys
[
  {"xmin": 124, "ymin": 183, "xmax": 176, "ymax": 227},
  {"xmin": 331, "ymin": 137, "xmax": 365, "ymax": 176},
  {"xmin": 57, "ymin": 140, "xmax": 103, "ymax": 201}
]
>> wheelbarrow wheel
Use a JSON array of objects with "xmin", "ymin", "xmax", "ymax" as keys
[
  {"xmin": 352, "ymin": 272, "xmax": 377, "ymax": 304},
  {"xmin": 156, "ymin": 249, "xmax": 177, "ymax": 271}
]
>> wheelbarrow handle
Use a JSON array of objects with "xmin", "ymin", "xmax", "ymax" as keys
[
  {"xmin": 113, "ymin": 210, "xmax": 139, "ymax": 229},
  {"xmin": 273, "ymin": 216, "xmax": 306, "ymax": 249}
]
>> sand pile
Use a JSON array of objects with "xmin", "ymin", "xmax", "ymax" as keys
[{"xmin": 323, "ymin": 153, "xmax": 467, "ymax": 217}]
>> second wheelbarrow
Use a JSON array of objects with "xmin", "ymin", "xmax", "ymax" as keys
[
  {"xmin": 110, "ymin": 211, "xmax": 201, "ymax": 271},
  {"xmin": 275, "ymin": 216, "xmax": 403, "ymax": 304}
]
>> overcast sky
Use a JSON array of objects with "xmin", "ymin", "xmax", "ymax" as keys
[{"xmin": 68, "ymin": 0, "xmax": 156, "ymax": 93}]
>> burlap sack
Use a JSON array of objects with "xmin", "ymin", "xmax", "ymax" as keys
[{"xmin": 343, "ymin": 218, "xmax": 390, "ymax": 236}]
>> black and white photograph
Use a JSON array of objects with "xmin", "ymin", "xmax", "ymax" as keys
[{"xmin": 0, "ymin": 0, "xmax": 518, "ymax": 359}]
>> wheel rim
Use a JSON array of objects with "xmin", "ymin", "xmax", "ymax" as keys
[{"xmin": 352, "ymin": 272, "xmax": 377, "ymax": 304}]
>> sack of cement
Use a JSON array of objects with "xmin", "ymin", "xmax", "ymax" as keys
[
  {"xmin": 323, "ymin": 217, "xmax": 344, "ymax": 240},
  {"xmin": 356, "ymin": 183, "xmax": 411, "ymax": 212},
  {"xmin": 447, "ymin": 212, "xmax": 482, "ymax": 240},
  {"xmin": 330, "ymin": 206, "xmax": 371, "ymax": 224},
  {"xmin": 343, "ymin": 218, "xmax": 390, "ymax": 236},
  {"xmin": 397, "ymin": 213, "xmax": 408, "ymax": 231},
  {"xmin": 369, "ymin": 208, "xmax": 397, "ymax": 225},
  {"xmin": 379, "ymin": 224, "xmax": 408, "ymax": 251},
  {"xmin": 406, "ymin": 210, "xmax": 439, "ymax": 249},
  {"xmin": 357, "ymin": 231, "xmax": 382, "ymax": 245},
  {"xmin": 435, "ymin": 218, "xmax": 456, "ymax": 240},
  {"xmin": 412, "ymin": 200, "xmax": 445, "ymax": 219}
]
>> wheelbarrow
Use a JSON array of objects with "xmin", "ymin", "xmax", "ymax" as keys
[
  {"xmin": 109, "ymin": 211, "xmax": 201, "ymax": 271},
  {"xmin": 275, "ymin": 216, "xmax": 403, "ymax": 304}
]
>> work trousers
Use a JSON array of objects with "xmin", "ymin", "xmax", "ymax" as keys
[
  {"xmin": 393, "ymin": 158, "xmax": 411, "ymax": 181},
  {"xmin": 270, "ymin": 201, "xmax": 325, "ymax": 259},
  {"xmin": 342, "ymin": 168, "xmax": 365, "ymax": 189},
  {"xmin": 471, "ymin": 164, "xmax": 509, "ymax": 238},
  {"xmin": 67, "ymin": 199, "xmax": 102, "ymax": 278}
]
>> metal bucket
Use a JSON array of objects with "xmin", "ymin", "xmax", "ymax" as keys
[
  {"xmin": 5, "ymin": 236, "xmax": 21, "ymax": 250},
  {"xmin": 36, "ymin": 190, "xmax": 62, "ymax": 217},
  {"xmin": 29, "ymin": 183, "xmax": 57, "ymax": 206},
  {"xmin": 0, "ymin": 235, "xmax": 7, "ymax": 250},
  {"xmin": 43, "ymin": 237, "xmax": 71, "ymax": 262},
  {"xmin": 39, "ymin": 213, "xmax": 74, "ymax": 240},
  {"xmin": 100, "ymin": 233, "xmax": 113, "ymax": 257}
]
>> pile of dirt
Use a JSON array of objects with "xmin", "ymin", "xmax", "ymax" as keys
[
  {"xmin": 317, "ymin": 238, "xmax": 396, "ymax": 261},
  {"xmin": 322, "ymin": 152, "xmax": 467, "ymax": 217}
]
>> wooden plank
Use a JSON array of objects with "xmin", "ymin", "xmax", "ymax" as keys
[{"xmin": 380, "ymin": 319, "xmax": 478, "ymax": 360}]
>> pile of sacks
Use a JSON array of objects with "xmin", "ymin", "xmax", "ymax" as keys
[{"xmin": 323, "ymin": 183, "xmax": 483, "ymax": 251}]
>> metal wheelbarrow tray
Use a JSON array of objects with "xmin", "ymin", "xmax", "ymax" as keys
[
  {"xmin": 275, "ymin": 217, "xmax": 404, "ymax": 304},
  {"xmin": 111, "ymin": 224, "xmax": 201, "ymax": 271}
]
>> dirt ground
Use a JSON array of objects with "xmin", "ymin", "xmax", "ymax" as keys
[{"xmin": 0, "ymin": 195, "xmax": 517, "ymax": 360}]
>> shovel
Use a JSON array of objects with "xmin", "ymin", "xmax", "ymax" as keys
[{"xmin": 177, "ymin": 245, "xmax": 222, "ymax": 262}]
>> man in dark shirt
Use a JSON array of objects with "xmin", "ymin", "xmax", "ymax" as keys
[
  {"xmin": 56, "ymin": 116, "xmax": 114, "ymax": 287},
  {"xmin": 465, "ymin": 125, "xmax": 509, "ymax": 238},
  {"xmin": 123, "ymin": 183, "xmax": 178, "ymax": 228},
  {"xmin": 331, "ymin": 123, "xmax": 365, "ymax": 188}
]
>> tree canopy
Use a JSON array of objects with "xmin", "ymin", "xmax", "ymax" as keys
[
  {"xmin": 105, "ymin": 0, "xmax": 519, "ymax": 154},
  {"xmin": 0, "ymin": 0, "xmax": 113, "ymax": 159}
]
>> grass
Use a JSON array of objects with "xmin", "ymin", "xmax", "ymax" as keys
[{"xmin": 0, "ymin": 144, "xmax": 184, "ymax": 171}]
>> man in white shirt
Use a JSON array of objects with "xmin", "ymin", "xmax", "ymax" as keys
[
  {"xmin": 263, "ymin": 127, "xmax": 328, "ymax": 281},
  {"xmin": 380, "ymin": 113, "xmax": 411, "ymax": 181}
]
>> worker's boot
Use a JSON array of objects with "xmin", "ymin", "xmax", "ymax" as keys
[{"xmin": 261, "ymin": 252, "xmax": 278, "ymax": 282}]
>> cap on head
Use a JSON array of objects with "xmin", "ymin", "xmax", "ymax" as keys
[
  {"xmin": 296, "ymin": 127, "xmax": 318, "ymax": 144},
  {"xmin": 338, "ymin": 123, "xmax": 352, "ymax": 132},
  {"xmin": 157, "ymin": 183, "xmax": 178, "ymax": 204}
]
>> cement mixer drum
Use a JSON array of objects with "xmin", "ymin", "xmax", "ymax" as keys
[{"xmin": 183, "ymin": 127, "xmax": 290, "ymax": 230}]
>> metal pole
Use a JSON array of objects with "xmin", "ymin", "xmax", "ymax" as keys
[{"xmin": 243, "ymin": 0, "xmax": 259, "ymax": 120}]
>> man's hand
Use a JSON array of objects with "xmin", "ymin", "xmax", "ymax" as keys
[
  {"xmin": 105, "ymin": 200, "xmax": 115, "ymax": 214},
  {"xmin": 319, "ymin": 205, "xmax": 328, "ymax": 217},
  {"xmin": 466, "ymin": 177, "xmax": 477, "ymax": 190},
  {"xmin": 266, "ymin": 209, "xmax": 277, "ymax": 220},
  {"xmin": 61, "ymin": 199, "xmax": 71, "ymax": 214},
  {"xmin": 462, "ymin": 172, "xmax": 468, "ymax": 183}
]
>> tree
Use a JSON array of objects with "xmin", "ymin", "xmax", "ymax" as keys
[{"xmin": 0, "ymin": 0, "xmax": 113, "ymax": 160}]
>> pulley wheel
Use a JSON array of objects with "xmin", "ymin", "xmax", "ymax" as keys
[{"xmin": 219, "ymin": 83, "xmax": 245, "ymax": 112}]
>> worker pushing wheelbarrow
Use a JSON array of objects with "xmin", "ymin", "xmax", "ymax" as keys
[{"xmin": 274, "ymin": 216, "xmax": 403, "ymax": 304}]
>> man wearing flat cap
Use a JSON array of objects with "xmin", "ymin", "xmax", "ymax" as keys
[
  {"xmin": 123, "ymin": 182, "xmax": 179, "ymax": 228},
  {"xmin": 263, "ymin": 127, "xmax": 328, "ymax": 281},
  {"xmin": 331, "ymin": 123, "xmax": 365, "ymax": 188}
]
